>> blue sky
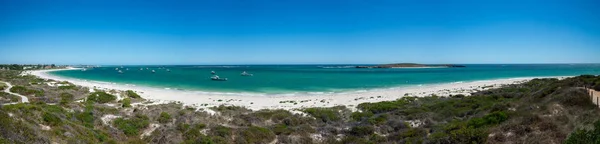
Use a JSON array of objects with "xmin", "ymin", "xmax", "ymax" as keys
[{"xmin": 0, "ymin": 0, "xmax": 599, "ymax": 65}]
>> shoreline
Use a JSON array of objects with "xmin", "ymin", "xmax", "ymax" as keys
[{"xmin": 24, "ymin": 68, "xmax": 572, "ymax": 111}]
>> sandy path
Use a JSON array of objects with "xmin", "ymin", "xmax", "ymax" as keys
[{"xmin": 1, "ymin": 81, "xmax": 30, "ymax": 105}]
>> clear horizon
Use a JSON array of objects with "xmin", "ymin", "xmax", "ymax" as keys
[{"xmin": 1, "ymin": 0, "xmax": 599, "ymax": 65}]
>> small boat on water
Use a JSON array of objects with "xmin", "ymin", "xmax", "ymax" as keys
[
  {"xmin": 82, "ymin": 68, "xmax": 87, "ymax": 71},
  {"xmin": 211, "ymin": 71, "xmax": 216, "ymax": 75},
  {"xmin": 241, "ymin": 71, "xmax": 253, "ymax": 76},
  {"xmin": 151, "ymin": 70, "xmax": 156, "ymax": 73},
  {"xmin": 140, "ymin": 68, "xmax": 143, "ymax": 71},
  {"xmin": 118, "ymin": 70, "xmax": 123, "ymax": 74},
  {"xmin": 115, "ymin": 68, "xmax": 119, "ymax": 70},
  {"xmin": 126, "ymin": 68, "xmax": 129, "ymax": 71},
  {"xmin": 167, "ymin": 69, "xmax": 170, "ymax": 72},
  {"xmin": 211, "ymin": 75, "xmax": 227, "ymax": 81}
]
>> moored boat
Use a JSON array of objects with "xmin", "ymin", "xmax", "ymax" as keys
[{"xmin": 211, "ymin": 75, "xmax": 227, "ymax": 81}]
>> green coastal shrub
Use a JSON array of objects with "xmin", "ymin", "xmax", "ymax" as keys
[
  {"xmin": 594, "ymin": 85, "xmax": 600, "ymax": 91},
  {"xmin": 9, "ymin": 86, "xmax": 44, "ymax": 97},
  {"xmin": 467, "ymin": 111, "xmax": 508, "ymax": 128},
  {"xmin": 566, "ymin": 120, "xmax": 600, "ymax": 144},
  {"xmin": 351, "ymin": 111, "xmax": 374, "ymax": 121},
  {"xmin": 158, "ymin": 112, "xmax": 171, "ymax": 123},
  {"xmin": 303, "ymin": 107, "xmax": 340, "ymax": 123},
  {"xmin": 59, "ymin": 93, "xmax": 74, "ymax": 105},
  {"xmin": 113, "ymin": 114, "xmax": 149, "ymax": 136},
  {"xmin": 87, "ymin": 92, "xmax": 116, "ymax": 103},
  {"xmin": 126, "ymin": 90, "xmax": 141, "ymax": 98},
  {"xmin": 122, "ymin": 98, "xmax": 131, "ymax": 108},
  {"xmin": 211, "ymin": 125, "xmax": 233, "ymax": 138},
  {"xmin": 357, "ymin": 97, "xmax": 413, "ymax": 113},
  {"xmin": 238, "ymin": 126, "xmax": 275, "ymax": 144},
  {"xmin": 76, "ymin": 104, "xmax": 95, "ymax": 128},
  {"xmin": 42, "ymin": 112, "xmax": 62, "ymax": 126},
  {"xmin": 58, "ymin": 85, "xmax": 76, "ymax": 90},
  {"xmin": 181, "ymin": 123, "xmax": 209, "ymax": 143},
  {"xmin": 349, "ymin": 125, "xmax": 375, "ymax": 136}
]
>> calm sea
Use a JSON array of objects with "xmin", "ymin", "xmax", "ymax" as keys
[{"xmin": 49, "ymin": 64, "xmax": 600, "ymax": 94}]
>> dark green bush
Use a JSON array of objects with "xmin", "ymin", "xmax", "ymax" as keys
[
  {"xmin": 122, "ymin": 98, "xmax": 131, "ymax": 108},
  {"xmin": 349, "ymin": 125, "xmax": 374, "ymax": 136},
  {"xmin": 565, "ymin": 120, "xmax": 600, "ymax": 144},
  {"xmin": 59, "ymin": 93, "xmax": 74, "ymax": 105},
  {"xmin": 42, "ymin": 112, "xmax": 62, "ymax": 126},
  {"xmin": 303, "ymin": 107, "xmax": 340, "ymax": 123},
  {"xmin": 126, "ymin": 90, "xmax": 141, "ymax": 98},
  {"xmin": 113, "ymin": 114, "xmax": 149, "ymax": 136},
  {"xmin": 158, "ymin": 112, "xmax": 171, "ymax": 123},
  {"xmin": 467, "ymin": 111, "xmax": 508, "ymax": 128},
  {"xmin": 350, "ymin": 111, "xmax": 374, "ymax": 121},
  {"xmin": 211, "ymin": 125, "xmax": 233, "ymax": 138},
  {"xmin": 182, "ymin": 123, "xmax": 209, "ymax": 143},
  {"xmin": 87, "ymin": 92, "xmax": 116, "ymax": 103},
  {"xmin": 9, "ymin": 86, "xmax": 44, "ymax": 97},
  {"xmin": 58, "ymin": 85, "xmax": 76, "ymax": 90},
  {"xmin": 238, "ymin": 126, "xmax": 275, "ymax": 144}
]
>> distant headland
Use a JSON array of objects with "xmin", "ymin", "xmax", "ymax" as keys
[{"xmin": 356, "ymin": 63, "xmax": 466, "ymax": 68}]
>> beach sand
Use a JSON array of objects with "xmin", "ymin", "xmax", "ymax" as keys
[{"xmin": 24, "ymin": 68, "xmax": 570, "ymax": 111}]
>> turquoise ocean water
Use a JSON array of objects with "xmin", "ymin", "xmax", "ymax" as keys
[{"xmin": 49, "ymin": 64, "xmax": 600, "ymax": 94}]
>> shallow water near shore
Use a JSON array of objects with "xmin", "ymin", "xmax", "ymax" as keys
[{"xmin": 49, "ymin": 64, "xmax": 600, "ymax": 94}]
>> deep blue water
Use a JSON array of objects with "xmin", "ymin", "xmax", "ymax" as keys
[{"xmin": 49, "ymin": 64, "xmax": 600, "ymax": 94}]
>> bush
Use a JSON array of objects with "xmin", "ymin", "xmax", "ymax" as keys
[
  {"xmin": 76, "ymin": 104, "xmax": 95, "ymax": 128},
  {"xmin": 181, "ymin": 123, "xmax": 209, "ymax": 143},
  {"xmin": 87, "ymin": 92, "xmax": 116, "ymax": 103},
  {"xmin": 9, "ymin": 86, "xmax": 44, "ymax": 97},
  {"xmin": 467, "ymin": 111, "xmax": 508, "ymax": 128},
  {"xmin": 126, "ymin": 90, "xmax": 141, "ymax": 98},
  {"xmin": 59, "ymin": 93, "xmax": 74, "ymax": 105},
  {"xmin": 349, "ymin": 125, "xmax": 374, "ymax": 136},
  {"xmin": 238, "ymin": 126, "xmax": 275, "ymax": 144},
  {"xmin": 594, "ymin": 84, "xmax": 600, "ymax": 91},
  {"xmin": 42, "ymin": 112, "xmax": 62, "ymax": 126},
  {"xmin": 350, "ymin": 111, "xmax": 374, "ymax": 121},
  {"xmin": 122, "ymin": 98, "xmax": 131, "ymax": 108},
  {"xmin": 113, "ymin": 114, "xmax": 149, "ymax": 136},
  {"xmin": 357, "ymin": 98, "xmax": 412, "ymax": 113},
  {"xmin": 58, "ymin": 85, "xmax": 76, "ymax": 90},
  {"xmin": 158, "ymin": 112, "xmax": 171, "ymax": 123},
  {"xmin": 211, "ymin": 125, "xmax": 233, "ymax": 138},
  {"xmin": 303, "ymin": 108, "xmax": 340, "ymax": 123},
  {"xmin": 565, "ymin": 120, "xmax": 600, "ymax": 144}
]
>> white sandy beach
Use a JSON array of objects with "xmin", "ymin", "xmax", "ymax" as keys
[{"xmin": 24, "ymin": 68, "xmax": 570, "ymax": 111}]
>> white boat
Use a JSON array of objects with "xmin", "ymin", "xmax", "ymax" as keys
[
  {"xmin": 126, "ymin": 68, "xmax": 129, "ymax": 71},
  {"xmin": 118, "ymin": 70, "xmax": 123, "ymax": 74},
  {"xmin": 241, "ymin": 71, "xmax": 253, "ymax": 76},
  {"xmin": 167, "ymin": 69, "xmax": 170, "ymax": 72},
  {"xmin": 82, "ymin": 68, "xmax": 87, "ymax": 71},
  {"xmin": 151, "ymin": 70, "xmax": 156, "ymax": 73},
  {"xmin": 115, "ymin": 68, "xmax": 119, "ymax": 70},
  {"xmin": 211, "ymin": 75, "xmax": 227, "ymax": 81},
  {"xmin": 140, "ymin": 68, "xmax": 143, "ymax": 70},
  {"xmin": 211, "ymin": 71, "xmax": 216, "ymax": 74}
]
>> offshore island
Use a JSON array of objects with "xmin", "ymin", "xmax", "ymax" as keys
[{"xmin": 355, "ymin": 63, "xmax": 466, "ymax": 68}]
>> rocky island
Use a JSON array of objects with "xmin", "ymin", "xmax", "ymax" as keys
[{"xmin": 356, "ymin": 63, "xmax": 466, "ymax": 68}]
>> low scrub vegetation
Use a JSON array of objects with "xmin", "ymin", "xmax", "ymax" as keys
[
  {"xmin": 10, "ymin": 85, "xmax": 44, "ymax": 97},
  {"xmin": 86, "ymin": 91, "xmax": 116, "ymax": 103}
]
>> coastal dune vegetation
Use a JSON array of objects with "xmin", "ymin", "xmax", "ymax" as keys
[{"xmin": 1, "ymin": 68, "xmax": 600, "ymax": 143}]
